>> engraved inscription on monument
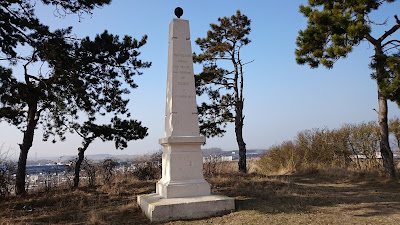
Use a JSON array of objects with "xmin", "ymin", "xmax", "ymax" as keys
[{"xmin": 174, "ymin": 53, "xmax": 193, "ymax": 88}]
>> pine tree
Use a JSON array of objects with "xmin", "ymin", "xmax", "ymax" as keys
[
  {"xmin": 295, "ymin": 0, "xmax": 399, "ymax": 177},
  {"xmin": 72, "ymin": 118, "xmax": 148, "ymax": 187},
  {"xmin": 194, "ymin": 10, "xmax": 251, "ymax": 173},
  {"xmin": 0, "ymin": 0, "xmax": 151, "ymax": 194}
]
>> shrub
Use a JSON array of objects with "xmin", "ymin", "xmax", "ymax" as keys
[
  {"xmin": 98, "ymin": 159, "xmax": 117, "ymax": 185},
  {"xmin": 131, "ymin": 150, "xmax": 162, "ymax": 180},
  {"xmin": 0, "ymin": 160, "xmax": 15, "ymax": 199},
  {"xmin": 256, "ymin": 141, "xmax": 300, "ymax": 174},
  {"xmin": 81, "ymin": 159, "xmax": 97, "ymax": 187},
  {"xmin": 257, "ymin": 122, "xmax": 384, "ymax": 175},
  {"xmin": 0, "ymin": 145, "xmax": 15, "ymax": 199},
  {"xmin": 203, "ymin": 155, "xmax": 222, "ymax": 177}
]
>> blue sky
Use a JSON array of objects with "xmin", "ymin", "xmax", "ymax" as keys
[{"xmin": 1, "ymin": 0, "xmax": 400, "ymax": 159}]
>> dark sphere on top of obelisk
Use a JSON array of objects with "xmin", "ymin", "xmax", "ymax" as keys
[{"xmin": 175, "ymin": 7, "xmax": 183, "ymax": 18}]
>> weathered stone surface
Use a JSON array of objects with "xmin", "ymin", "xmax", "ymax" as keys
[
  {"xmin": 157, "ymin": 18, "xmax": 210, "ymax": 199},
  {"xmin": 137, "ymin": 194, "xmax": 235, "ymax": 223},
  {"xmin": 164, "ymin": 19, "xmax": 199, "ymax": 138}
]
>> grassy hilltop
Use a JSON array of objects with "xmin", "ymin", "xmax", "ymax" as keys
[{"xmin": 1, "ymin": 161, "xmax": 400, "ymax": 225}]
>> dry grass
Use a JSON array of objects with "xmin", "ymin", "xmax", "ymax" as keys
[
  {"xmin": 0, "ymin": 176, "xmax": 155, "ymax": 225},
  {"xmin": 1, "ymin": 162, "xmax": 400, "ymax": 224}
]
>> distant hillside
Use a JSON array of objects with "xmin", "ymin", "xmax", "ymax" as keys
[{"xmin": 26, "ymin": 154, "xmax": 139, "ymax": 165}]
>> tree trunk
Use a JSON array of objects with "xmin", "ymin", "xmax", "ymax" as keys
[
  {"xmin": 235, "ymin": 100, "xmax": 247, "ymax": 173},
  {"xmin": 377, "ymin": 90, "xmax": 396, "ymax": 177},
  {"xmin": 374, "ymin": 43, "xmax": 396, "ymax": 178},
  {"xmin": 397, "ymin": 136, "xmax": 400, "ymax": 152},
  {"xmin": 15, "ymin": 104, "xmax": 38, "ymax": 195},
  {"xmin": 16, "ymin": 148, "xmax": 29, "ymax": 195},
  {"xmin": 73, "ymin": 147, "xmax": 85, "ymax": 188}
]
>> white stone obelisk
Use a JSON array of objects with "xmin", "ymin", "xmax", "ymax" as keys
[
  {"xmin": 156, "ymin": 17, "xmax": 211, "ymax": 199},
  {"xmin": 137, "ymin": 9, "xmax": 234, "ymax": 223}
]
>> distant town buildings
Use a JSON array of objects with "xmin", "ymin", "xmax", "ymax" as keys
[{"xmin": 202, "ymin": 148, "xmax": 266, "ymax": 161}]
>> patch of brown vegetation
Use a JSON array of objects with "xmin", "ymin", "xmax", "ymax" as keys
[
  {"xmin": 1, "ymin": 162, "xmax": 399, "ymax": 224},
  {"xmin": 0, "ymin": 176, "xmax": 154, "ymax": 225}
]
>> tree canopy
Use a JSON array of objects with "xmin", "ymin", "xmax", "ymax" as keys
[
  {"xmin": 72, "ymin": 117, "xmax": 148, "ymax": 187},
  {"xmin": 0, "ymin": 0, "xmax": 151, "ymax": 194},
  {"xmin": 295, "ymin": 0, "xmax": 397, "ymax": 69},
  {"xmin": 194, "ymin": 10, "xmax": 251, "ymax": 173},
  {"xmin": 1, "ymin": 29, "xmax": 150, "ymax": 137},
  {"xmin": 194, "ymin": 10, "xmax": 251, "ymax": 137},
  {"xmin": 295, "ymin": 0, "xmax": 399, "ymax": 177}
]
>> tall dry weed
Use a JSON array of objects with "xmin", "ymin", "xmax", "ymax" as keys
[
  {"xmin": 256, "ymin": 122, "xmax": 389, "ymax": 176},
  {"xmin": 131, "ymin": 150, "xmax": 162, "ymax": 180},
  {"xmin": 203, "ymin": 156, "xmax": 239, "ymax": 176},
  {"xmin": 255, "ymin": 141, "xmax": 299, "ymax": 175},
  {"xmin": 87, "ymin": 209, "xmax": 106, "ymax": 225}
]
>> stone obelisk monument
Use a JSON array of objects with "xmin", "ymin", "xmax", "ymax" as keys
[{"xmin": 137, "ymin": 8, "xmax": 234, "ymax": 223}]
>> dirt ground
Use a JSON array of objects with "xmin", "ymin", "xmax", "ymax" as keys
[{"xmin": 1, "ymin": 172, "xmax": 399, "ymax": 224}]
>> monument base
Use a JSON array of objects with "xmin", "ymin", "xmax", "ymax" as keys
[
  {"xmin": 157, "ymin": 179, "xmax": 211, "ymax": 198},
  {"xmin": 137, "ymin": 193, "xmax": 235, "ymax": 223}
]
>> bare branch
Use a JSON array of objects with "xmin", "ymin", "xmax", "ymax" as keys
[
  {"xmin": 207, "ymin": 81, "xmax": 234, "ymax": 88},
  {"xmin": 2, "ymin": 5, "xmax": 34, "ymax": 44},
  {"xmin": 378, "ymin": 15, "xmax": 400, "ymax": 43},
  {"xmin": 23, "ymin": 55, "xmax": 35, "ymax": 85},
  {"xmin": 242, "ymin": 59, "xmax": 255, "ymax": 66},
  {"xmin": 366, "ymin": 14, "xmax": 388, "ymax": 26},
  {"xmin": 0, "ymin": 55, "xmax": 32, "ymax": 62},
  {"xmin": 17, "ymin": 2, "xmax": 32, "ymax": 16},
  {"xmin": 215, "ymin": 84, "xmax": 234, "ymax": 90},
  {"xmin": 214, "ymin": 57, "xmax": 233, "ymax": 60},
  {"xmin": 26, "ymin": 74, "xmax": 40, "ymax": 82},
  {"xmin": 73, "ymin": 126, "xmax": 86, "ymax": 139},
  {"xmin": 65, "ymin": 35, "xmax": 82, "ymax": 42},
  {"xmin": 382, "ymin": 39, "xmax": 400, "ymax": 48},
  {"xmin": 383, "ymin": 44, "xmax": 400, "ymax": 53}
]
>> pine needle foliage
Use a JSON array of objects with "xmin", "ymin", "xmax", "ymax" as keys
[
  {"xmin": 0, "ymin": 0, "xmax": 151, "ymax": 194},
  {"xmin": 295, "ymin": 0, "xmax": 399, "ymax": 178},
  {"xmin": 194, "ymin": 10, "xmax": 251, "ymax": 173}
]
